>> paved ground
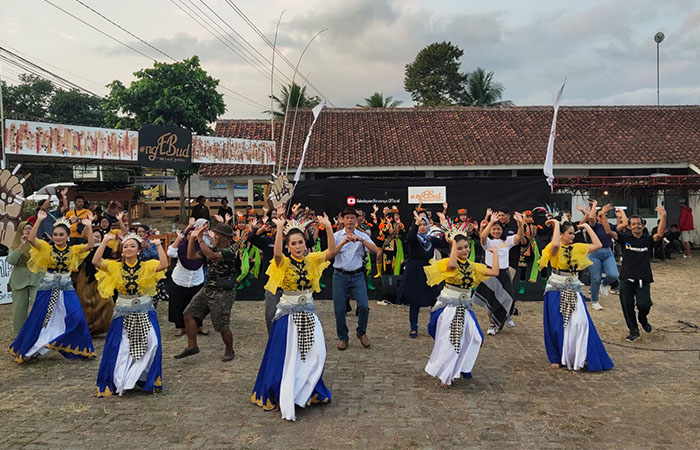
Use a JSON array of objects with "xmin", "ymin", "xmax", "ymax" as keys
[{"xmin": 1, "ymin": 255, "xmax": 699, "ymax": 449}]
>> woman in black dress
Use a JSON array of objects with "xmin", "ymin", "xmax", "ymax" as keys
[{"xmin": 397, "ymin": 209, "xmax": 447, "ymax": 338}]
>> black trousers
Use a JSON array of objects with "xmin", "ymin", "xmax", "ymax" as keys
[
  {"xmin": 168, "ymin": 281, "xmax": 204, "ymax": 329},
  {"xmin": 619, "ymin": 280, "xmax": 652, "ymax": 334}
]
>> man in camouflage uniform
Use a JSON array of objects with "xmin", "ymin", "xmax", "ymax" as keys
[{"xmin": 174, "ymin": 223, "xmax": 241, "ymax": 362}]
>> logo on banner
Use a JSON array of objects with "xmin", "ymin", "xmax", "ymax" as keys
[
  {"xmin": 138, "ymin": 125, "xmax": 192, "ymax": 169},
  {"xmin": 346, "ymin": 196, "xmax": 357, "ymax": 206},
  {"xmin": 408, "ymin": 186, "xmax": 446, "ymax": 204},
  {"xmin": 0, "ymin": 256, "xmax": 13, "ymax": 305}
]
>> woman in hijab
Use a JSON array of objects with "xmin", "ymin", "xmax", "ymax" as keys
[
  {"xmin": 166, "ymin": 218, "xmax": 209, "ymax": 336},
  {"xmin": 7, "ymin": 221, "xmax": 44, "ymax": 333},
  {"xmin": 397, "ymin": 209, "xmax": 447, "ymax": 338}
]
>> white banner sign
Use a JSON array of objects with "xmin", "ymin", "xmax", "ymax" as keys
[
  {"xmin": 0, "ymin": 257, "xmax": 13, "ymax": 305},
  {"xmin": 408, "ymin": 186, "xmax": 447, "ymax": 204},
  {"xmin": 4, "ymin": 119, "xmax": 138, "ymax": 161},
  {"xmin": 192, "ymin": 135, "xmax": 275, "ymax": 165}
]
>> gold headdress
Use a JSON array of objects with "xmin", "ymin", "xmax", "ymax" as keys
[
  {"xmin": 122, "ymin": 232, "xmax": 143, "ymax": 244},
  {"xmin": 283, "ymin": 219, "xmax": 313, "ymax": 236},
  {"xmin": 53, "ymin": 217, "xmax": 72, "ymax": 229},
  {"xmin": 445, "ymin": 226, "xmax": 469, "ymax": 241}
]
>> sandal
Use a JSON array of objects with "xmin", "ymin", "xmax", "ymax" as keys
[
  {"xmin": 198, "ymin": 328, "xmax": 210, "ymax": 336},
  {"xmin": 409, "ymin": 330, "xmax": 418, "ymax": 339},
  {"xmin": 174, "ymin": 329, "xmax": 185, "ymax": 337}
]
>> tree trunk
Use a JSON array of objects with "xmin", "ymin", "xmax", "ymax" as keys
[{"xmin": 177, "ymin": 174, "xmax": 188, "ymax": 224}]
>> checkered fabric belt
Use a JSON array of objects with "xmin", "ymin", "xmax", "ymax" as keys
[
  {"xmin": 116, "ymin": 295, "xmax": 153, "ymax": 361},
  {"xmin": 546, "ymin": 273, "xmax": 581, "ymax": 328}
]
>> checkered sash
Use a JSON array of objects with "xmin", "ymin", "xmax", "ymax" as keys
[
  {"xmin": 560, "ymin": 290, "xmax": 578, "ymax": 328},
  {"xmin": 123, "ymin": 312, "xmax": 152, "ymax": 360},
  {"xmin": 449, "ymin": 304, "xmax": 466, "ymax": 353},
  {"xmin": 42, "ymin": 289, "xmax": 60, "ymax": 328},
  {"xmin": 292, "ymin": 311, "xmax": 315, "ymax": 362}
]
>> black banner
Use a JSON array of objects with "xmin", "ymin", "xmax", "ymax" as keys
[
  {"xmin": 292, "ymin": 176, "xmax": 551, "ymax": 218},
  {"xmin": 138, "ymin": 125, "xmax": 192, "ymax": 169}
]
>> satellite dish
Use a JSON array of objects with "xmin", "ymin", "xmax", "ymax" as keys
[{"xmin": 654, "ymin": 32, "xmax": 665, "ymax": 43}]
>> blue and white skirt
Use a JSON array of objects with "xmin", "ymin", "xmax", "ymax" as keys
[
  {"xmin": 426, "ymin": 297, "xmax": 484, "ymax": 385},
  {"xmin": 9, "ymin": 288, "xmax": 95, "ymax": 363},
  {"xmin": 251, "ymin": 311, "xmax": 331, "ymax": 421},
  {"xmin": 96, "ymin": 310, "xmax": 163, "ymax": 397},
  {"xmin": 543, "ymin": 290, "xmax": 614, "ymax": 371}
]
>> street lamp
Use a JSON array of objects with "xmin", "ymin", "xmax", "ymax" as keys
[{"xmin": 654, "ymin": 32, "xmax": 665, "ymax": 106}]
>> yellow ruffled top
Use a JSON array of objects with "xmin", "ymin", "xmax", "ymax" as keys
[
  {"xmin": 538, "ymin": 243, "xmax": 592, "ymax": 272},
  {"xmin": 424, "ymin": 258, "xmax": 490, "ymax": 289},
  {"xmin": 28, "ymin": 239, "xmax": 89, "ymax": 274},
  {"xmin": 264, "ymin": 251, "xmax": 329, "ymax": 293},
  {"xmin": 105, "ymin": 230, "xmax": 121, "ymax": 252},
  {"xmin": 95, "ymin": 259, "xmax": 164, "ymax": 298}
]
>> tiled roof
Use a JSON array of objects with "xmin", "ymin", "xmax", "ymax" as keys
[{"xmin": 200, "ymin": 106, "xmax": 700, "ymax": 177}]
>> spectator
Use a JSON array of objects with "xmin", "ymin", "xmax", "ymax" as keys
[
  {"xmin": 65, "ymin": 194, "xmax": 92, "ymax": 244},
  {"xmin": 192, "ymin": 195, "xmax": 210, "ymax": 221},
  {"xmin": 667, "ymin": 224, "xmax": 684, "ymax": 255},
  {"xmin": 678, "ymin": 200, "xmax": 694, "ymax": 258},
  {"xmin": 217, "ymin": 198, "xmax": 233, "ymax": 221}
]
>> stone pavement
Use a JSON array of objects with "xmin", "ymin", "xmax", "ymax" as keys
[{"xmin": 1, "ymin": 257, "xmax": 699, "ymax": 449}]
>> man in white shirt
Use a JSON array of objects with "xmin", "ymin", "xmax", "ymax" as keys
[{"xmin": 329, "ymin": 207, "xmax": 379, "ymax": 350}]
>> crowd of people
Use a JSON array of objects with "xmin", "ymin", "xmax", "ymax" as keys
[{"xmin": 5, "ymin": 187, "xmax": 694, "ymax": 421}]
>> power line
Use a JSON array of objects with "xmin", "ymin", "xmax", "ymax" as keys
[
  {"xmin": 42, "ymin": 0, "xmax": 156, "ymax": 61},
  {"xmin": 72, "ymin": 0, "xmax": 176, "ymax": 61},
  {"xmin": 224, "ymin": 0, "xmax": 334, "ymax": 106}
]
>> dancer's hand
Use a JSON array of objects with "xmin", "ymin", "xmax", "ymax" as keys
[{"xmin": 271, "ymin": 217, "xmax": 285, "ymax": 228}]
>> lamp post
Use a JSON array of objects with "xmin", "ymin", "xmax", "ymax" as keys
[{"xmin": 654, "ymin": 32, "xmax": 665, "ymax": 106}]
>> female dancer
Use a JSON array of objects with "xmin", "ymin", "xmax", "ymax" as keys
[
  {"xmin": 94, "ymin": 232, "xmax": 168, "ymax": 396},
  {"xmin": 476, "ymin": 211, "xmax": 523, "ymax": 335},
  {"xmin": 7, "ymin": 221, "xmax": 44, "ymax": 333},
  {"xmin": 251, "ymin": 214, "xmax": 336, "ymax": 421},
  {"xmin": 397, "ymin": 210, "xmax": 447, "ymax": 338},
  {"xmin": 9, "ymin": 211, "xmax": 95, "ymax": 363},
  {"xmin": 75, "ymin": 228, "xmax": 115, "ymax": 335},
  {"xmin": 539, "ymin": 220, "xmax": 613, "ymax": 371},
  {"xmin": 423, "ymin": 230, "xmax": 499, "ymax": 387}
]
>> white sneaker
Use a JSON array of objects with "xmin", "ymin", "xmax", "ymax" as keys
[
  {"xmin": 505, "ymin": 319, "xmax": 515, "ymax": 327},
  {"xmin": 592, "ymin": 301, "xmax": 603, "ymax": 311},
  {"xmin": 486, "ymin": 325, "xmax": 497, "ymax": 335},
  {"xmin": 600, "ymin": 286, "xmax": 609, "ymax": 297}
]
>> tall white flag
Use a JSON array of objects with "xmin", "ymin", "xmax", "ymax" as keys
[
  {"xmin": 294, "ymin": 100, "xmax": 325, "ymax": 184},
  {"xmin": 543, "ymin": 80, "xmax": 566, "ymax": 191}
]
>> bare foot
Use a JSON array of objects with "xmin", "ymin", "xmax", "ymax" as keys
[
  {"xmin": 438, "ymin": 382, "xmax": 450, "ymax": 389},
  {"xmin": 550, "ymin": 363, "xmax": 561, "ymax": 369}
]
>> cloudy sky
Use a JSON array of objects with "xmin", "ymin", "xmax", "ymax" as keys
[{"xmin": 1, "ymin": 0, "xmax": 699, "ymax": 118}]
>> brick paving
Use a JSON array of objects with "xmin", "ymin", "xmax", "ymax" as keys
[{"xmin": 1, "ymin": 257, "xmax": 699, "ymax": 449}]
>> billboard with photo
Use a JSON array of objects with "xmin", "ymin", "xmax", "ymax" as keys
[{"xmin": 192, "ymin": 135, "xmax": 275, "ymax": 165}]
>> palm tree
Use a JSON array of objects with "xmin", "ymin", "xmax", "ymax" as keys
[
  {"xmin": 356, "ymin": 92, "xmax": 403, "ymax": 108},
  {"xmin": 264, "ymin": 82, "xmax": 321, "ymax": 118},
  {"xmin": 460, "ymin": 67, "xmax": 513, "ymax": 106}
]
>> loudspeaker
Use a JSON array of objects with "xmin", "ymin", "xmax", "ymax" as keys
[{"xmin": 380, "ymin": 275, "xmax": 402, "ymax": 303}]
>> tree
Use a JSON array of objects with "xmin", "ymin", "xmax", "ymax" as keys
[
  {"xmin": 1, "ymin": 74, "xmax": 54, "ymax": 121},
  {"xmin": 356, "ymin": 92, "xmax": 402, "ymax": 108},
  {"xmin": 265, "ymin": 82, "xmax": 321, "ymax": 118},
  {"xmin": 404, "ymin": 42, "xmax": 467, "ymax": 106},
  {"xmin": 49, "ymin": 89, "xmax": 106, "ymax": 127},
  {"xmin": 460, "ymin": 67, "xmax": 513, "ymax": 106},
  {"xmin": 105, "ymin": 56, "xmax": 226, "ymax": 222}
]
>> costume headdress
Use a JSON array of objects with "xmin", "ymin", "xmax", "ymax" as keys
[
  {"xmin": 532, "ymin": 204, "xmax": 567, "ymax": 226},
  {"xmin": 283, "ymin": 218, "xmax": 313, "ymax": 236},
  {"xmin": 121, "ymin": 232, "xmax": 143, "ymax": 244},
  {"xmin": 445, "ymin": 224, "xmax": 470, "ymax": 241},
  {"xmin": 53, "ymin": 217, "xmax": 72, "ymax": 230}
]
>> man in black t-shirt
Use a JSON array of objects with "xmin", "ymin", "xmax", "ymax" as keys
[{"xmin": 610, "ymin": 206, "xmax": 666, "ymax": 341}]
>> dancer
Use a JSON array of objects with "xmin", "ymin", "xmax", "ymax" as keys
[
  {"xmin": 607, "ymin": 206, "xmax": 666, "ymax": 341},
  {"xmin": 7, "ymin": 221, "xmax": 44, "ymax": 333},
  {"xmin": 94, "ymin": 233, "xmax": 168, "ymax": 397},
  {"xmin": 251, "ymin": 214, "xmax": 336, "ymax": 421},
  {"xmin": 423, "ymin": 229, "xmax": 499, "ymax": 387},
  {"xmin": 397, "ymin": 210, "xmax": 447, "ymax": 338},
  {"xmin": 9, "ymin": 211, "xmax": 96, "ymax": 363},
  {"xmin": 475, "ymin": 210, "xmax": 523, "ymax": 334},
  {"xmin": 539, "ymin": 219, "xmax": 613, "ymax": 371},
  {"xmin": 517, "ymin": 211, "xmax": 540, "ymax": 295},
  {"xmin": 174, "ymin": 223, "xmax": 241, "ymax": 362},
  {"xmin": 75, "ymin": 229, "xmax": 115, "ymax": 335}
]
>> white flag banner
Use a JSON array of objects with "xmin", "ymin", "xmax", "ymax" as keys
[
  {"xmin": 293, "ymin": 100, "xmax": 325, "ymax": 183},
  {"xmin": 544, "ymin": 80, "xmax": 566, "ymax": 191}
]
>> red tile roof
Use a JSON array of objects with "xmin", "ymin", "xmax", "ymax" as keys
[{"xmin": 201, "ymin": 106, "xmax": 700, "ymax": 177}]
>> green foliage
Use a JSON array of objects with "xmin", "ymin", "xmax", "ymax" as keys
[
  {"xmin": 460, "ymin": 67, "xmax": 513, "ymax": 106},
  {"xmin": 356, "ymin": 92, "xmax": 402, "ymax": 108},
  {"xmin": 1, "ymin": 74, "xmax": 55, "ymax": 121},
  {"xmin": 104, "ymin": 56, "xmax": 226, "ymax": 134},
  {"xmin": 265, "ymin": 82, "xmax": 321, "ymax": 118},
  {"xmin": 404, "ymin": 42, "xmax": 467, "ymax": 106},
  {"xmin": 49, "ymin": 89, "xmax": 107, "ymax": 126}
]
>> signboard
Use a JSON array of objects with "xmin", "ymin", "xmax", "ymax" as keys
[
  {"xmin": 138, "ymin": 125, "xmax": 192, "ymax": 169},
  {"xmin": 0, "ymin": 257, "xmax": 13, "ymax": 305},
  {"xmin": 408, "ymin": 186, "xmax": 447, "ymax": 204},
  {"xmin": 130, "ymin": 176, "xmax": 177, "ymax": 186},
  {"xmin": 73, "ymin": 165, "xmax": 99, "ymax": 179},
  {"xmin": 192, "ymin": 135, "xmax": 275, "ymax": 165},
  {"xmin": 3, "ymin": 119, "xmax": 138, "ymax": 161}
]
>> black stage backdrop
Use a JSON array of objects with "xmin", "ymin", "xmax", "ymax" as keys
[{"xmin": 237, "ymin": 176, "xmax": 551, "ymax": 301}]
